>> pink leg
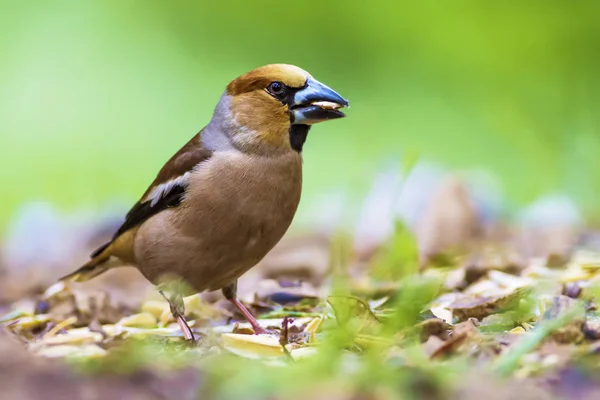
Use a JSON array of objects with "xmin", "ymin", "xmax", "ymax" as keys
[
  {"xmin": 176, "ymin": 316, "xmax": 195, "ymax": 341},
  {"xmin": 223, "ymin": 281, "xmax": 264, "ymax": 334},
  {"xmin": 229, "ymin": 297, "xmax": 265, "ymax": 334}
]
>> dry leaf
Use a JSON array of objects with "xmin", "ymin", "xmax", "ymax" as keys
[
  {"xmin": 116, "ymin": 312, "xmax": 157, "ymax": 329},
  {"xmin": 417, "ymin": 317, "xmax": 450, "ymax": 342},
  {"xmin": 35, "ymin": 344, "xmax": 107, "ymax": 358},
  {"xmin": 221, "ymin": 333, "xmax": 285, "ymax": 359},
  {"xmin": 327, "ymin": 295, "xmax": 381, "ymax": 334},
  {"xmin": 448, "ymin": 289, "xmax": 526, "ymax": 322}
]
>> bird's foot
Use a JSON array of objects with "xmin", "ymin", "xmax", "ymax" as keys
[{"xmin": 251, "ymin": 324, "xmax": 267, "ymax": 335}]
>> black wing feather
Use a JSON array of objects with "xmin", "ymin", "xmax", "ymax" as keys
[
  {"xmin": 88, "ymin": 132, "xmax": 211, "ymax": 259},
  {"xmin": 114, "ymin": 185, "xmax": 186, "ymax": 239},
  {"xmin": 90, "ymin": 184, "xmax": 186, "ymax": 258}
]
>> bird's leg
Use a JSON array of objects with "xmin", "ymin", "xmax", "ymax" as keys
[
  {"xmin": 159, "ymin": 290, "xmax": 195, "ymax": 341},
  {"xmin": 222, "ymin": 281, "xmax": 265, "ymax": 334}
]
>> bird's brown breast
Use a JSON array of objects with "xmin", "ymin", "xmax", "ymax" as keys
[{"xmin": 133, "ymin": 150, "xmax": 302, "ymax": 293}]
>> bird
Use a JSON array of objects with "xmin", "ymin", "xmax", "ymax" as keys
[{"xmin": 60, "ymin": 64, "xmax": 349, "ymax": 340}]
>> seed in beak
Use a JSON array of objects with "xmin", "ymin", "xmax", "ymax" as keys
[{"xmin": 310, "ymin": 101, "xmax": 344, "ymax": 110}]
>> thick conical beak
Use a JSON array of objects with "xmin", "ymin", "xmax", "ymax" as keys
[{"xmin": 290, "ymin": 78, "xmax": 349, "ymax": 125}]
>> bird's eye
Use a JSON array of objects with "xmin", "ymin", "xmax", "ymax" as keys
[{"xmin": 267, "ymin": 81, "xmax": 285, "ymax": 96}]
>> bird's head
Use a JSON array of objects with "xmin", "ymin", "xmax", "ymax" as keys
[{"xmin": 206, "ymin": 64, "xmax": 348, "ymax": 155}]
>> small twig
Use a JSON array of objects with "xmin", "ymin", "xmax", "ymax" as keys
[
  {"xmin": 43, "ymin": 316, "xmax": 77, "ymax": 339},
  {"xmin": 280, "ymin": 317, "xmax": 294, "ymax": 361},
  {"xmin": 69, "ymin": 293, "xmax": 82, "ymax": 321},
  {"xmin": 280, "ymin": 317, "xmax": 289, "ymax": 344},
  {"xmin": 87, "ymin": 296, "xmax": 107, "ymax": 339}
]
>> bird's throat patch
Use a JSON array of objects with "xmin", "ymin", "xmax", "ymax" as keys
[{"xmin": 289, "ymin": 125, "xmax": 310, "ymax": 152}]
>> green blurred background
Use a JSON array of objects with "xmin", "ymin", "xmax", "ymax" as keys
[{"xmin": 1, "ymin": 0, "xmax": 599, "ymax": 231}]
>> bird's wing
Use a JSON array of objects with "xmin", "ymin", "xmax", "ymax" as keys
[{"xmin": 90, "ymin": 132, "xmax": 212, "ymax": 258}]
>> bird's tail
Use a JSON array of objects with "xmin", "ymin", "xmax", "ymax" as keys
[{"xmin": 59, "ymin": 243, "xmax": 112, "ymax": 282}]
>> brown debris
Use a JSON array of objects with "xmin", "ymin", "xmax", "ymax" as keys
[
  {"xmin": 426, "ymin": 331, "xmax": 469, "ymax": 359},
  {"xmin": 563, "ymin": 281, "xmax": 584, "ymax": 299},
  {"xmin": 464, "ymin": 247, "xmax": 526, "ymax": 286},
  {"xmin": 424, "ymin": 319, "xmax": 480, "ymax": 359},
  {"xmin": 0, "ymin": 333, "xmax": 204, "ymax": 400},
  {"xmin": 417, "ymin": 317, "xmax": 450, "ymax": 342},
  {"xmin": 583, "ymin": 317, "xmax": 600, "ymax": 341},
  {"xmin": 448, "ymin": 289, "xmax": 525, "ymax": 322},
  {"xmin": 43, "ymin": 288, "xmax": 124, "ymax": 327},
  {"xmin": 542, "ymin": 296, "xmax": 585, "ymax": 344}
]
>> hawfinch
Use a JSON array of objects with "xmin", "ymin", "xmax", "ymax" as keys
[{"xmin": 61, "ymin": 64, "xmax": 349, "ymax": 339}]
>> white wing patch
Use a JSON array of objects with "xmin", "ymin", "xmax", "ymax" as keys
[{"xmin": 144, "ymin": 172, "xmax": 191, "ymax": 206}]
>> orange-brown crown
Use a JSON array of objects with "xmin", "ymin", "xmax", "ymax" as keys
[{"xmin": 226, "ymin": 64, "xmax": 312, "ymax": 96}]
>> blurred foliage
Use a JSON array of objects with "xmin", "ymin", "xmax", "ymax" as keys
[
  {"xmin": 370, "ymin": 220, "xmax": 419, "ymax": 281},
  {"xmin": 1, "ymin": 0, "xmax": 599, "ymax": 229}
]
